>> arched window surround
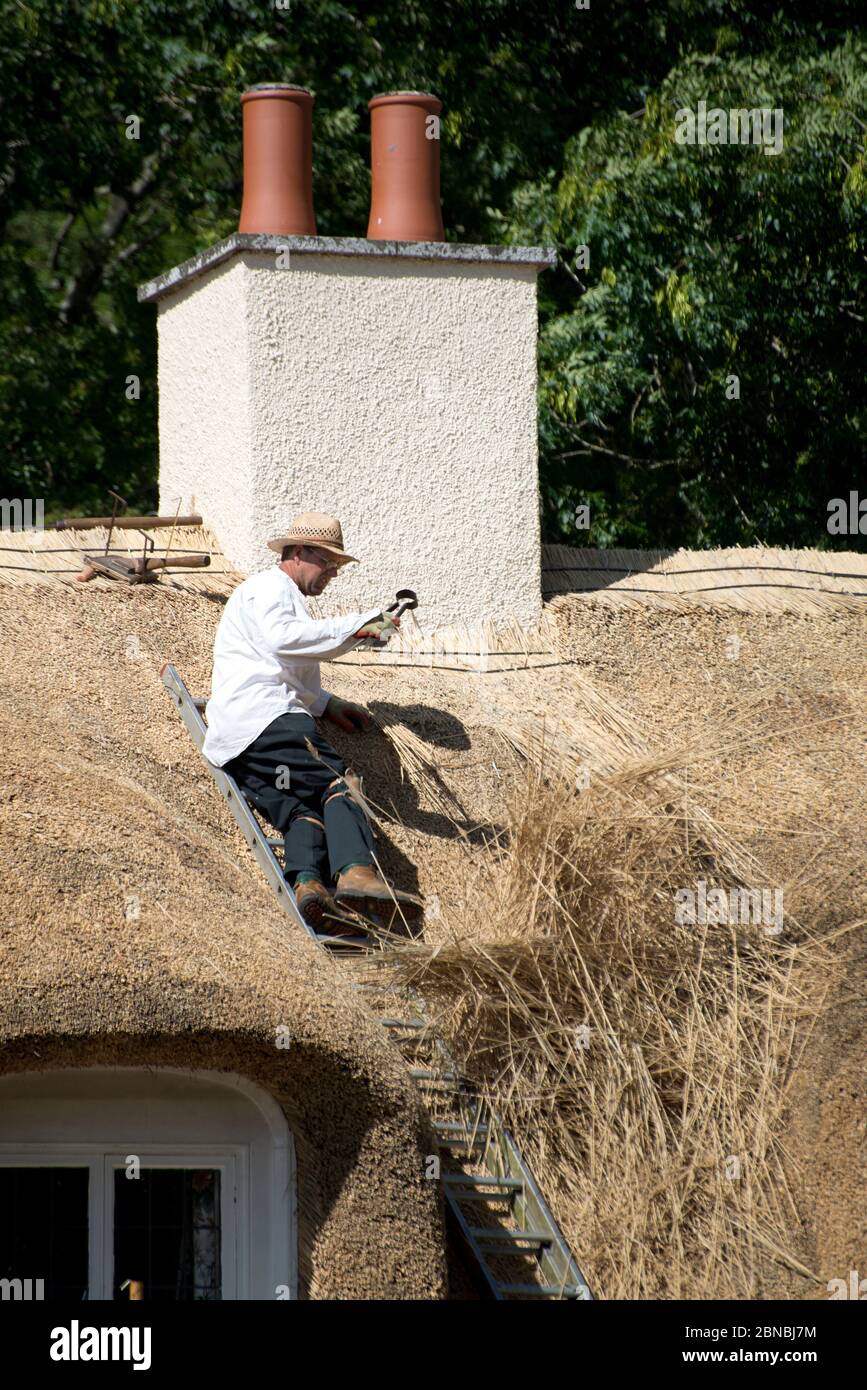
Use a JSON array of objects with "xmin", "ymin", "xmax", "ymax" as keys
[{"xmin": 0, "ymin": 1067, "xmax": 296, "ymax": 1301}]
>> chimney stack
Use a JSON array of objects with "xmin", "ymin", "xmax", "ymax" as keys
[
  {"xmin": 239, "ymin": 83, "xmax": 316, "ymax": 236},
  {"xmin": 140, "ymin": 85, "xmax": 555, "ymax": 632},
  {"xmin": 367, "ymin": 92, "xmax": 444, "ymax": 241}
]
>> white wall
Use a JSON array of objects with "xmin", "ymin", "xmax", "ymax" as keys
[
  {"xmin": 156, "ymin": 245, "xmax": 545, "ymax": 630},
  {"xmin": 157, "ymin": 259, "xmax": 253, "ymax": 571}
]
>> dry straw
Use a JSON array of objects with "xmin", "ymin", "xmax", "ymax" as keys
[
  {"xmin": 358, "ymin": 698, "xmax": 848, "ymax": 1298},
  {"xmin": 5, "ymin": 524, "xmax": 861, "ymax": 1295},
  {"xmin": 542, "ymin": 543, "xmax": 867, "ymax": 615}
]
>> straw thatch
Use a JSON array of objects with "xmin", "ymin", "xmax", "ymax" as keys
[
  {"xmin": 542, "ymin": 543, "xmax": 867, "ymax": 614},
  {"xmin": 0, "ymin": 523, "xmax": 237, "ymax": 596},
  {"xmin": 3, "ymin": 524, "xmax": 864, "ymax": 644},
  {"xmin": 1, "ymin": 535, "xmax": 864, "ymax": 1299},
  {"xmin": 0, "ymin": 579, "xmax": 449, "ymax": 1300},
  {"xmin": 348, "ymin": 594, "xmax": 866, "ymax": 1299}
]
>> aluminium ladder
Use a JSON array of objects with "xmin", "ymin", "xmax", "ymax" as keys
[{"xmin": 161, "ymin": 663, "xmax": 592, "ymax": 1301}]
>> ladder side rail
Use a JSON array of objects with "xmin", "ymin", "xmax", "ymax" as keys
[
  {"xmin": 160, "ymin": 664, "xmax": 314, "ymax": 939},
  {"xmin": 429, "ymin": 1030, "xmax": 590, "ymax": 1298},
  {"xmin": 491, "ymin": 1122, "xmax": 593, "ymax": 1300},
  {"xmin": 440, "ymin": 1189, "xmax": 504, "ymax": 1301}
]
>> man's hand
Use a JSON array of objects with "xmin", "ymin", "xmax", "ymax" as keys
[
  {"xmin": 324, "ymin": 696, "xmax": 372, "ymax": 732},
  {"xmin": 353, "ymin": 612, "xmax": 401, "ymax": 640}
]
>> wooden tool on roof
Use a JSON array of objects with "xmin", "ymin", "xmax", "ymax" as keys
[
  {"xmin": 56, "ymin": 513, "xmax": 202, "ymax": 530},
  {"xmin": 76, "ymin": 549, "xmax": 211, "ymax": 583},
  {"xmin": 74, "ymin": 491, "xmax": 211, "ymax": 584}
]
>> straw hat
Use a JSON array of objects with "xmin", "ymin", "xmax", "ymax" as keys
[{"xmin": 267, "ymin": 512, "xmax": 358, "ymax": 565}]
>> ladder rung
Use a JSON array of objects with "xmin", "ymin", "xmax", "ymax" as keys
[
  {"xmin": 432, "ymin": 1121, "xmax": 489, "ymax": 1135},
  {"xmin": 380, "ymin": 1018, "xmax": 428, "ymax": 1030},
  {"xmin": 443, "ymin": 1175, "xmax": 522, "ymax": 1192},
  {"xmin": 470, "ymin": 1228, "xmax": 552, "ymax": 1247},
  {"xmin": 444, "ymin": 1191, "xmax": 521, "ymax": 1204},
  {"xmin": 498, "ymin": 1283, "xmax": 590, "ymax": 1298},
  {"xmin": 312, "ymin": 934, "xmax": 372, "ymax": 949},
  {"xmin": 408, "ymin": 1068, "xmax": 460, "ymax": 1082}
]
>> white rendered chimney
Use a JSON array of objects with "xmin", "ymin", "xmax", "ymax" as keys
[
  {"xmin": 139, "ymin": 235, "xmax": 552, "ymax": 631},
  {"xmin": 138, "ymin": 98, "xmax": 554, "ymax": 631}
]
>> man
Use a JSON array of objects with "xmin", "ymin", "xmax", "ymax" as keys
[{"xmin": 202, "ymin": 511, "xmax": 419, "ymax": 937}]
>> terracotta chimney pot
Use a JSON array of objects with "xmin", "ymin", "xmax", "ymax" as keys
[
  {"xmin": 239, "ymin": 83, "xmax": 316, "ymax": 236},
  {"xmin": 367, "ymin": 91, "xmax": 444, "ymax": 241}
]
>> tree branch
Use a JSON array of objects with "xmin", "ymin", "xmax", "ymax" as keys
[
  {"xmin": 559, "ymin": 259, "xmax": 587, "ymax": 292},
  {"xmin": 110, "ymin": 223, "xmax": 171, "ymax": 268},
  {"xmin": 48, "ymin": 211, "xmax": 76, "ymax": 272},
  {"xmin": 58, "ymin": 151, "xmax": 161, "ymax": 323},
  {"xmin": 557, "ymin": 437, "xmax": 677, "ymax": 468}
]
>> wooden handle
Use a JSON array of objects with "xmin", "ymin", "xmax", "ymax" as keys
[
  {"xmin": 55, "ymin": 514, "xmax": 203, "ymax": 531},
  {"xmin": 139, "ymin": 553, "xmax": 211, "ymax": 572}
]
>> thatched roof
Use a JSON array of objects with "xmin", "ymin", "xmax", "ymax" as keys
[
  {"xmin": 3, "ymin": 525, "xmax": 864, "ymax": 614},
  {"xmin": 542, "ymin": 543, "xmax": 867, "ymax": 614},
  {"xmin": 0, "ymin": 523, "xmax": 237, "ymax": 596},
  {"xmin": 0, "ymin": 570, "xmax": 448, "ymax": 1300},
  {"xmin": 1, "ymin": 527, "xmax": 864, "ymax": 1299}
]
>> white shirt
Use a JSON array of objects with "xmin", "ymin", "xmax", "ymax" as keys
[{"xmin": 202, "ymin": 566, "xmax": 381, "ymax": 767}]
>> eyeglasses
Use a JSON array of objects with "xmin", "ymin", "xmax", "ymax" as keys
[{"xmin": 302, "ymin": 546, "xmax": 339, "ymax": 572}]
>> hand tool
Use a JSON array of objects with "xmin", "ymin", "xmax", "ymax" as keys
[
  {"xmin": 76, "ymin": 546, "xmax": 211, "ymax": 584},
  {"xmin": 351, "ymin": 589, "xmax": 418, "ymax": 650}
]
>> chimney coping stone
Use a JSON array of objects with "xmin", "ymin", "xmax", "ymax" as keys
[{"xmin": 137, "ymin": 232, "xmax": 557, "ymax": 304}]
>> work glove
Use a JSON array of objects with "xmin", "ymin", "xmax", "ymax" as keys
[
  {"xmin": 323, "ymin": 696, "xmax": 372, "ymax": 732},
  {"xmin": 353, "ymin": 611, "xmax": 401, "ymax": 640}
]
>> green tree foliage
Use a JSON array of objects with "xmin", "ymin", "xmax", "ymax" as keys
[
  {"xmin": 502, "ymin": 35, "xmax": 867, "ymax": 547},
  {"xmin": 0, "ymin": 0, "xmax": 863, "ymax": 546}
]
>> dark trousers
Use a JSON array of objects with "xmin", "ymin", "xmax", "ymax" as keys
[{"xmin": 223, "ymin": 712, "xmax": 375, "ymax": 887}]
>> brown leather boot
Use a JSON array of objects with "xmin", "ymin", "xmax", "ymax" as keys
[
  {"xmin": 294, "ymin": 879, "xmax": 367, "ymax": 938},
  {"xmin": 334, "ymin": 863, "xmax": 424, "ymax": 928}
]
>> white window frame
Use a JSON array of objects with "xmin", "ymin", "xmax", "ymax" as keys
[
  {"xmin": 0, "ymin": 1068, "xmax": 296, "ymax": 1301},
  {"xmin": 103, "ymin": 1148, "xmax": 241, "ymax": 1301},
  {"xmin": 0, "ymin": 1145, "xmax": 241, "ymax": 1300}
]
